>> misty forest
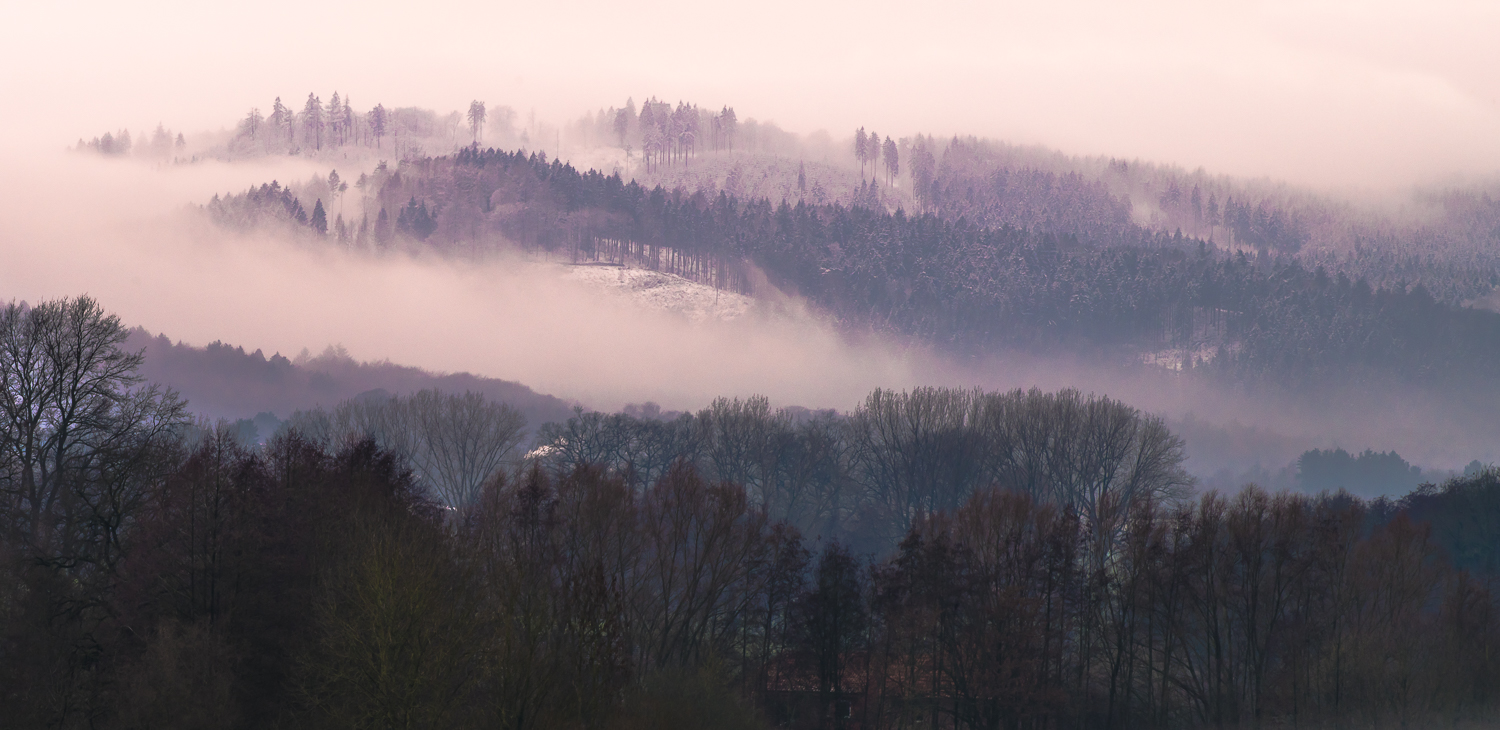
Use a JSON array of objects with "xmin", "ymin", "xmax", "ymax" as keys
[{"xmin": 7, "ymin": 79, "xmax": 1500, "ymax": 730}]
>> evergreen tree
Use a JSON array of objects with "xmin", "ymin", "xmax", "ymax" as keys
[
  {"xmin": 302, "ymin": 93, "xmax": 325, "ymax": 150},
  {"xmin": 613, "ymin": 107, "xmax": 630, "ymax": 148},
  {"xmin": 720, "ymin": 106, "xmax": 737, "ymax": 152},
  {"xmin": 866, "ymin": 131, "xmax": 879, "ymax": 183},
  {"xmin": 883, "ymin": 136, "xmax": 899, "ymax": 187},
  {"xmin": 270, "ymin": 97, "xmax": 292, "ymax": 145},
  {"xmin": 328, "ymin": 92, "xmax": 344, "ymax": 145},
  {"xmin": 854, "ymin": 127, "xmax": 867, "ymax": 177},
  {"xmin": 370, "ymin": 104, "xmax": 388, "ymax": 149},
  {"xmin": 311, "ymin": 199, "xmax": 328, "ymax": 234}
]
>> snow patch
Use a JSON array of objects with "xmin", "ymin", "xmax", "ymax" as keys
[{"xmin": 558, "ymin": 264, "xmax": 754, "ymax": 323}]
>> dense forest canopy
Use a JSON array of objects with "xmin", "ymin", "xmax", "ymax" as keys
[
  {"xmin": 24, "ymin": 88, "xmax": 1500, "ymax": 730},
  {"xmin": 175, "ymin": 92, "xmax": 1500, "ymax": 308},
  {"xmin": 5, "ymin": 296, "xmax": 1500, "ymax": 730},
  {"xmin": 208, "ymin": 146, "xmax": 1500, "ymax": 402}
]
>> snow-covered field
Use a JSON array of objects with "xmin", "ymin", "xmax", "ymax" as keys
[{"xmin": 558, "ymin": 264, "xmax": 754, "ymax": 322}]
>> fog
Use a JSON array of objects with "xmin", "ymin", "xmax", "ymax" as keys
[
  {"xmin": 1, "ymin": 0, "xmax": 1498, "ymax": 485},
  {"xmin": 3, "ymin": 0, "xmax": 1499, "ymax": 189},
  {"xmin": 0, "ymin": 147, "xmax": 948, "ymax": 411},
  {"xmin": 2, "ymin": 147, "xmax": 1496, "ymax": 487}
]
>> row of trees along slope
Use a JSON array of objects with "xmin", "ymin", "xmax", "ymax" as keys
[
  {"xmin": 103, "ymin": 94, "xmax": 1500, "ymax": 308},
  {"xmin": 210, "ymin": 148, "xmax": 1500, "ymax": 396},
  {"xmin": 7, "ymin": 296, "xmax": 1500, "ymax": 729}
]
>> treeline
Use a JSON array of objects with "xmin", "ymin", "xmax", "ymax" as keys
[
  {"xmin": 224, "ymin": 93, "xmax": 524, "ymax": 160},
  {"xmin": 530, "ymin": 389, "xmax": 1191, "ymax": 556},
  {"xmin": 124, "ymin": 326, "xmax": 575, "ymax": 429},
  {"xmin": 1297, "ymin": 447, "xmax": 1425, "ymax": 495},
  {"xmin": 75, "ymin": 123, "xmax": 186, "ymax": 158},
  {"xmin": 211, "ymin": 148, "xmax": 1500, "ymax": 392},
  {"xmin": 922, "ymin": 137, "xmax": 1500, "ymax": 307},
  {"xmin": 923, "ymin": 139, "xmax": 1311, "ymax": 256},
  {"xmin": 9, "ymin": 296, "xmax": 1500, "ymax": 729}
]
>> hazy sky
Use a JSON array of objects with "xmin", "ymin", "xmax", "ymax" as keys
[{"xmin": 3, "ymin": 0, "xmax": 1498, "ymax": 187}]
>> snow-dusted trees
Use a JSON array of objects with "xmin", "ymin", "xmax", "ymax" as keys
[
  {"xmin": 907, "ymin": 134, "xmax": 936, "ymax": 205},
  {"xmin": 301, "ymin": 93, "xmax": 325, "ymax": 150},
  {"xmin": 613, "ymin": 106, "xmax": 631, "ymax": 147},
  {"xmin": 270, "ymin": 96, "xmax": 292, "ymax": 144},
  {"xmin": 882, "ymin": 136, "xmax": 898, "ymax": 186},
  {"xmin": 326, "ymin": 92, "xmax": 348, "ymax": 146},
  {"xmin": 853, "ymin": 127, "xmax": 887, "ymax": 181},
  {"xmin": 672, "ymin": 101, "xmax": 699, "ymax": 160},
  {"xmin": 240, "ymin": 107, "xmax": 263, "ymax": 140},
  {"xmin": 229, "ymin": 93, "xmax": 363, "ymax": 151},
  {"xmin": 716, "ymin": 105, "xmax": 738, "ymax": 152},
  {"xmin": 854, "ymin": 127, "xmax": 868, "ymax": 176},
  {"xmin": 369, "ymin": 103, "xmax": 388, "ymax": 148}
]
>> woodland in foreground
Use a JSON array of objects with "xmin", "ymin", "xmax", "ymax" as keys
[{"xmin": 6, "ymin": 296, "xmax": 1500, "ymax": 730}]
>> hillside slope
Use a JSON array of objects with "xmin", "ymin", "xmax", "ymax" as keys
[{"xmin": 129, "ymin": 327, "xmax": 577, "ymax": 430}]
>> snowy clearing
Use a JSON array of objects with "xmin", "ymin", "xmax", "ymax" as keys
[{"xmin": 558, "ymin": 264, "xmax": 754, "ymax": 323}]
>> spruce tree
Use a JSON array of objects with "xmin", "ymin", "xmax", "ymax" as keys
[
  {"xmin": 854, "ymin": 128, "xmax": 867, "ymax": 177},
  {"xmin": 311, "ymin": 199, "xmax": 328, "ymax": 235}
]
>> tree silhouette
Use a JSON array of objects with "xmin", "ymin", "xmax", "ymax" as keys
[
  {"xmin": 241, "ymin": 108, "xmax": 263, "ymax": 140},
  {"xmin": 467, "ymin": 100, "xmax": 486, "ymax": 144},
  {"xmin": 882, "ymin": 136, "xmax": 898, "ymax": 187},
  {"xmin": 302, "ymin": 93, "xmax": 325, "ymax": 150},
  {"xmin": 369, "ymin": 104, "xmax": 388, "ymax": 149},
  {"xmin": 311, "ymin": 199, "xmax": 327, "ymax": 235},
  {"xmin": 854, "ymin": 127, "xmax": 868, "ymax": 177}
]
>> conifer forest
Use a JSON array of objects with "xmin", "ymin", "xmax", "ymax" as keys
[{"xmin": 5, "ymin": 4, "xmax": 1500, "ymax": 728}]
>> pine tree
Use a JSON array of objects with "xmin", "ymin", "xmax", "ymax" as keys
[
  {"xmin": 311, "ymin": 199, "xmax": 328, "ymax": 234},
  {"xmin": 302, "ymin": 93, "xmax": 325, "ymax": 150},
  {"xmin": 854, "ymin": 128, "xmax": 867, "ymax": 177},
  {"xmin": 370, "ymin": 104, "xmax": 387, "ymax": 149},
  {"xmin": 866, "ymin": 131, "xmax": 879, "ymax": 184},
  {"xmin": 883, "ymin": 136, "xmax": 899, "ymax": 187},
  {"xmin": 1191, "ymin": 184, "xmax": 1203, "ymax": 233},
  {"xmin": 720, "ymin": 106, "xmax": 737, "ymax": 152},
  {"xmin": 613, "ymin": 107, "xmax": 630, "ymax": 148},
  {"xmin": 329, "ymin": 92, "xmax": 343, "ymax": 145},
  {"xmin": 270, "ymin": 97, "xmax": 292, "ymax": 146},
  {"xmin": 375, "ymin": 208, "xmax": 391, "ymax": 245}
]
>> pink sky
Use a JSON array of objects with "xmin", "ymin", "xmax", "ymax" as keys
[{"xmin": 2, "ymin": 0, "xmax": 1498, "ymax": 188}]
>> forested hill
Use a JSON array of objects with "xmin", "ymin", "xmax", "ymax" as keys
[
  {"xmin": 127, "ymin": 327, "xmax": 576, "ymax": 429},
  {"xmin": 914, "ymin": 137, "xmax": 1500, "ymax": 307},
  {"xmin": 210, "ymin": 147, "xmax": 1500, "ymax": 396},
  {"xmin": 161, "ymin": 91, "xmax": 1500, "ymax": 308}
]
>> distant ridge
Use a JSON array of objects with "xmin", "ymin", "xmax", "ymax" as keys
[{"xmin": 127, "ymin": 327, "xmax": 578, "ymax": 430}]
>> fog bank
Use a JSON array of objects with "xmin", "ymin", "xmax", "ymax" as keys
[{"xmin": 2, "ymin": 149, "xmax": 1495, "ymax": 487}]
